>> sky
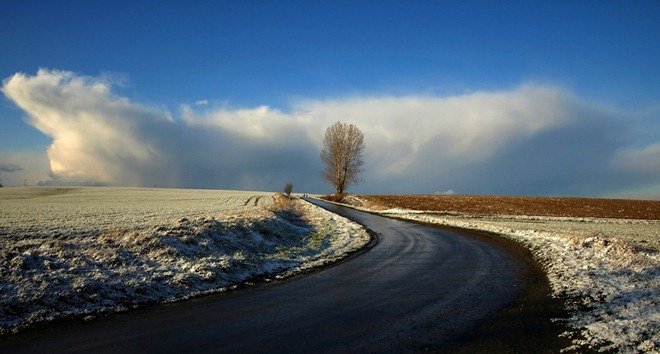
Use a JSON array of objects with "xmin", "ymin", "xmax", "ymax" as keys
[{"xmin": 1, "ymin": 1, "xmax": 659, "ymax": 198}]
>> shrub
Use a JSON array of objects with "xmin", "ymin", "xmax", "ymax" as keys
[{"xmin": 284, "ymin": 182, "xmax": 293, "ymax": 196}]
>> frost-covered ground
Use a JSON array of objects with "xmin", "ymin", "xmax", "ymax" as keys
[
  {"xmin": 0, "ymin": 187, "xmax": 273, "ymax": 237},
  {"xmin": 0, "ymin": 188, "xmax": 370, "ymax": 334},
  {"xmin": 335, "ymin": 196, "xmax": 659, "ymax": 353}
]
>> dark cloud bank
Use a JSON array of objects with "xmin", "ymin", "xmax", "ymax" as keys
[{"xmin": 0, "ymin": 163, "xmax": 23, "ymax": 173}]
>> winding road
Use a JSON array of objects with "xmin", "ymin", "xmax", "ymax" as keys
[{"xmin": 0, "ymin": 198, "xmax": 567, "ymax": 353}]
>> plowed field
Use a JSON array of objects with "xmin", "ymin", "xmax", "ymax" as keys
[{"xmin": 360, "ymin": 195, "xmax": 660, "ymax": 220}]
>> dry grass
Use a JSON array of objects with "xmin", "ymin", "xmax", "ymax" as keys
[
  {"xmin": 321, "ymin": 194, "xmax": 347, "ymax": 203},
  {"xmin": 360, "ymin": 195, "xmax": 660, "ymax": 220}
]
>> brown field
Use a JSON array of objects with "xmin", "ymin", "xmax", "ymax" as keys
[{"xmin": 358, "ymin": 195, "xmax": 660, "ymax": 220}]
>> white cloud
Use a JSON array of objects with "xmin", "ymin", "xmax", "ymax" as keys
[
  {"xmin": 2, "ymin": 69, "xmax": 658, "ymax": 197},
  {"xmin": 194, "ymin": 99, "xmax": 208, "ymax": 106},
  {"xmin": 299, "ymin": 85, "xmax": 579, "ymax": 176},
  {"xmin": 183, "ymin": 105, "xmax": 309, "ymax": 141},
  {"xmin": 2, "ymin": 69, "xmax": 176, "ymax": 186},
  {"xmin": 434, "ymin": 189, "xmax": 457, "ymax": 195}
]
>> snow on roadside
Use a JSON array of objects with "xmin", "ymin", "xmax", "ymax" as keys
[
  {"xmin": 0, "ymin": 194, "xmax": 370, "ymax": 335},
  {"xmin": 338, "ymin": 199, "xmax": 659, "ymax": 353}
]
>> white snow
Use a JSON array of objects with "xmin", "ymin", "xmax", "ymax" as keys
[
  {"xmin": 0, "ymin": 188, "xmax": 370, "ymax": 334},
  {"xmin": 337, "ymin": 198, "xmax": 659, "ymax": 353}
]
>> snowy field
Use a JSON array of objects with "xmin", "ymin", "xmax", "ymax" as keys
[
  {"xmin": 336, "ymin": 197, "xmax": 659, "ymax": 353},
  {"xmin": 0, "ymin": 187, "xmax": 273, "ymax": 237},
  {"xmin": 0, "ymin": 188, "xmax": 370, "ymax": 334}
]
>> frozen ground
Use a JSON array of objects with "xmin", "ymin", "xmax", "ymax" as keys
[
  {"xmin": 337, "ymin": 197, "xmax": 659, "ymax": 353},
  {"xmin": 0, "ymin": 187, "xmax": 273, "ymax": 237},
  {"xmin": 0, "ymin": 188, "xmax": 370, "ymax": 334}
]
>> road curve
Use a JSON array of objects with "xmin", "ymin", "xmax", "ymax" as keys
[{"xmin": 0, "ymin": 198, "xmax": 564, "ymax": 353}]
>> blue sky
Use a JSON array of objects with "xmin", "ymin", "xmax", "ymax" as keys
[{"xmin": 1, "ymin": 1, "xmax": 659, "ymax": 197}]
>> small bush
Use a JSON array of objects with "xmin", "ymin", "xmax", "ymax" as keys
[
  {"xmin": 322, "ymin": 193, "xmax": 346, "ymax": 203},
  {"xmin": 284, "ymin": 182, "xmax": 293, "ymax": 196}
]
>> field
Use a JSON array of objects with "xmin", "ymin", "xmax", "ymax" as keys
[
  {"xmin": 357, "ymin": 195, "xmax": 660, "ymax": 250},
  {"xmin": 340, "ymin": 195, "xmax": 659, "ymax": 353},
  {"xmin": 0, "ymin": 187, "xmax": 370, "ymax": 334},
  {"xmin": 0, "ymin": 187, "xmax": 274, "ymax": 238},
  {"xmin": 361, "ymin": 194, "xmax": 660, "ymax": 220}
]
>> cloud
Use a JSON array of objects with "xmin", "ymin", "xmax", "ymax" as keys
[
  {"xmin": 2, "ymin": 69, "xmax": 658, "ymax": 197},
  {"xmin": 195, "ymin": 100, "xmax": 208, "ymax": 106},
  {"xmin": 613, "ymin": 142, "xmax": 660, "ymax": 177},
  {"xmin": 0, "ymin": 163, "xmax": 23, "ymax": 173},
  {"xmin": 2, "ymin": 69, "xmax": 177, "ymax": 186},
  {"xmin": 434, "ymin": 189, "xmax": 457, "ymax": 195},
  {"xmin": 299, "ymin": 86, "xmax": 581, "ymax": 177},
  {"xmin": 0, "ymin": 152, "xmax": 50, "ymax": 187}
]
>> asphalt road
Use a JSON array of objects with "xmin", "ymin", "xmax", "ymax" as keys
[{"xmin": 0, "ymin": 198, "xmax": 567, "ymax": 353}]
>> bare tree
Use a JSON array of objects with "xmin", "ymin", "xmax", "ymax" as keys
[
  {"xmin": 321, "ymin": 122, "xmax": 365, "ymax": 195},
  {"xmin": 284, "ymin": 182, "xmax": 293, "ymax": 196}
]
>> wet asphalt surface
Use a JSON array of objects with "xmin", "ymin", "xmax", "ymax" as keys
[{"xmin": 0, "ymin": 198, "xmax": 569, "ymax": 353}]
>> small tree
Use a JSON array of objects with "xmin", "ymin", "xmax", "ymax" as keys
[
  {"xmin": 321, "ymin": 122, "xmax": 365, "ymax": 195},
  {"xmin": 284, "ymin": 182, "xmax": 293, "ymax": 196}
]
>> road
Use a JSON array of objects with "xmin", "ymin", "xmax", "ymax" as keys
[{"xmin": 0, "ymin": 198, "xmax": 567, "ymax": 353}]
